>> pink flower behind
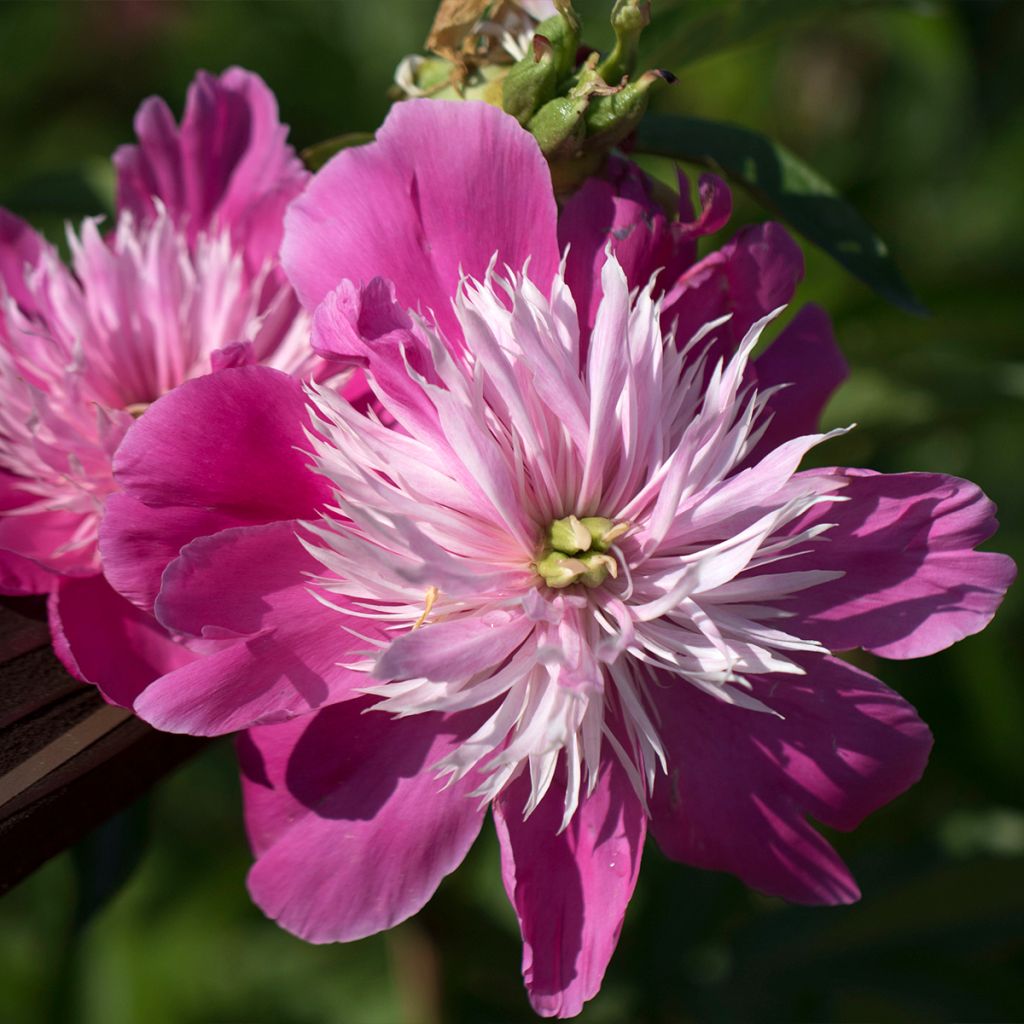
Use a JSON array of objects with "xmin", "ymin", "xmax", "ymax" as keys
[
  {"xmin": 101, "ymin": 100, "xmax": 1013, "ymax": 1017},
  {"xmin": 0, "ymin": 68, "xmax": 354, "ymax": 705}
]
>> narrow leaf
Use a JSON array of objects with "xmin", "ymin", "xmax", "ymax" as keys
[
  {"xmin": 634, "ymin": 113, "xmax": 926, "ymax": 315},
  {"xmin": 301, "ymin": 132, "xmax": 374, "ymax": 172}
]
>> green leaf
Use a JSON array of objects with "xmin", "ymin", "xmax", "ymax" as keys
[
  {"xmin": 634, "ymin": 113, "xmax": 926, "ymax": 315},
  {"xmin": 301, "ymin": 131, "xmax": 374, "ymax": 172}
]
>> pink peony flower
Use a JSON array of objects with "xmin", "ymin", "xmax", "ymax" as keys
[
  {"xmin": 0, "ymin": 68, "xmax": 358, "ymax": 705},
  {"xmin": 104, "ymin": 101, "xmax": 1013, "ymax": 1017}
]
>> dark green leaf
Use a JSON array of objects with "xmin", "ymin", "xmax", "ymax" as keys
[
  {"xmin": 301, "ymin": 131, "xmax": 375, "ymax": 172},
  {"xmin": 70, "ymin": 799, "xmax": 149, "ymax": 929},
  {"xmin": 634, "ymin": 112, "xmax": 926, "ymax": 314}
]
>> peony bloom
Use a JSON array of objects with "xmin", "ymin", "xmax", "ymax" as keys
[
  {"xmin": 0, "ymin": 68, "xmax": 355, "ymax": 705},
  {"xmin": 104, "ymin": 101, "xmax": 1013, "ymax": 1017}
]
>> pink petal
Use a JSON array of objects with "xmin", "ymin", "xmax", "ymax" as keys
[
  {"xmin": 0, "ymin": 209, "xmax": 48, "ymax": 314},
  {"xmin": 112, "ymin": 364, "xmax": 330, "ymax": 519},
  {"xmin": 778, "ymin": 469, "xmax": 1016, "ymax": 658},
  {"xmin": 49, "ymin": 573, "xmax": 197, "ymax": 708},
  {"xmin": 135, "ymin": 521, "xmax": 369, "ymax": 735},
  {"xmin": 649, "ymin": 655, "xmax": 932, "ymax": 905},
  {"xmin": 748, "ymin": 303, "xmax": 847, "ymax": 458},
  {"xmin": 114, "ymin": 67, "xmax": 307, "ymax": 274},
  {"xmin": 241, "ymin": 698, "xmax": 487, "ymax": 942},
  {"xmin": 373, "ymin": 612, "xmax": 533, "ymax": 683},
  {"xmin": 493, "ymin": 755, "xmax": 646, "ymax": 1018},
  {"xmin": 283, "ymin": 99, "xmax": 559, "ymax": 339},
  {"xmin": 311, "ymin": 278, "xmax": 443, "ymax": 442}
]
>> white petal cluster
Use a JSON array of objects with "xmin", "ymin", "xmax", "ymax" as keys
[{"xmin": 305, "ymin": 254, "xmax": 849, "ymax": 827}]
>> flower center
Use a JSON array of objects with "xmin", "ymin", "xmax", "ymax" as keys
[{"xmin": 534, "ymin": 514, "xmax": 629, "ymax": 589}]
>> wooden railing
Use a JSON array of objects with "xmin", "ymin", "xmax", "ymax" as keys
[{"xmin": 0, "ymin": 596, "xmax": 205, "ymax": 895}]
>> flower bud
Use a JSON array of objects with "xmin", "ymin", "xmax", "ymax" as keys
[
  {"xmin": 548, "ymin": 514, "xmax": 593, "ymax": 554},
  {"xmin": 536, "ymin": 550, "xmax": 588, "ymax": 588}
]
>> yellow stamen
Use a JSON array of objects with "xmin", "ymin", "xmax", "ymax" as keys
[{"xmin": 413, "ymin": 585, "xmax": 440, "ymax": 630}]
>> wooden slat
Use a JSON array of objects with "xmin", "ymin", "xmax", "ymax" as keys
[{"xmin": 0, "ymin": 596, "xmax": 207, "ymax": 895}]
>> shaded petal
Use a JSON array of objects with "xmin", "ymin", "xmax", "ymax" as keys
[
  {"xmin": 649, "ymin": 655, "xmax": 932, "ymax": 905},
  {"xmin": 778, "ymin": 469, "xmax": 1016, "ymax": 658},
  {"xmin": 559, "ymin": 163, "xmax": 730, "ymax": 336},
  {"xmin": 113, "ymin": 364, "xmax": 330, "ymax": 517},
  {"xmin": 283, "ymin": 99, "xmax": 559, "ymax": 340},
  {"xmin": 665, "ymin": 221, "xmax": 803, "ymax": 354},
  {"xmin": 748, "ymin": 303, "xmax": 847, "ymax": 458},
  {"xmin": 241, "ymin": 698, "xmax": 487, "ymax": 941},
  {"xmin": 135, "ymin": 521, "xmax": 371, "ymax": 735},
  {"xmin": 493, "ymin": 755, "xmax": 646, "ymax": 1018},
  {"xmin": 49, "ymin": 573, "xmax": 197, "ymax": 708}
]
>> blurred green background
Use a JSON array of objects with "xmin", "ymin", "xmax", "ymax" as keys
[{"xmin": 1, "ymin": 1, "xmax": 1022, "ymax": 1021}]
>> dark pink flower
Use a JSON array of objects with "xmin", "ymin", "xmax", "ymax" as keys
[{"xmin": 103, "ymin": 101, "xmax": 1013, "ymax": 1017}]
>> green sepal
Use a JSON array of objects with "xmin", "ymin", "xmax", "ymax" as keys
[
  {"xmin": 584, "ymin": 69, "xmax": 671, "ymax": 152},
  {"xmin": 597, "ymin": 0, "xmax": 651, "ymax": 84},
  {"xmin": 528, "ymin": 93, "xmax": 590, "ymax": 158},
  {"xmin": 502, "ymin": 38, "xmax": 559, "ymax": 126}
]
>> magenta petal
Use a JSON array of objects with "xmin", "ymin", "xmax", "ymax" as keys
[
  {"xmin": 283, "ymin": 99, "xmax": 559, "ymax": 338},
  {"xmin": 0, "ymin": 469, "xmax": 94, "ymax": 583},
  {"xmin": 0, "ymin": 470, "xmax": 60, "ymax": 593},
  {"xmin": 241, "ymin": 699, "xmax": 487, "ymax": 942},
  {"xmin": 748, "ymin": 303, "xmax": 847, "ymax": 457},
  {"xmin": 780, "ymin": 469, "xmax": 1016, "ymax": 658},
  {"xmin": 99, "ymin": 492, "xmax": 242, "ymax": 612},
  {"xmin": 678, "ymin": 172, "xmax": 732, "ymax": 242},
  {"xmin": 0, "ymin": 548, "xmax": 56, "ymax": 596},
  {"xmin": 49, "ymin": 573, "xmax": 197, "ymax": 708},
  {"xmin": 650, "ymin": 655, "xmax": 932, "ymax": 905},
  {"xmin": 113, "ymin": 364, "xmax": 330, "ymax": 519},
  {"xmin": 135, "ymin": 522, "xmax": 368, "ymax": 735},
  {"xmin": 493, "ymin": 756, "xmax": 646, "ymax": 1018}
]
